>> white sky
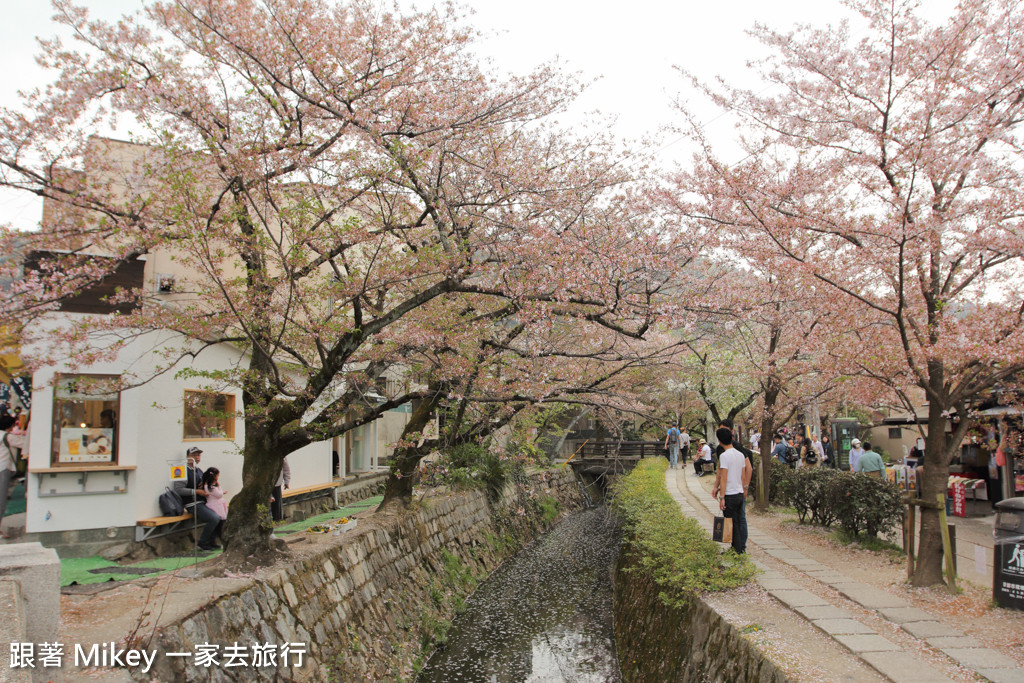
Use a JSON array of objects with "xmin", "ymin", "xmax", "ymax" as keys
[{"xmin": 0, "ymin": 0, "xmax": 957, "ymax": 230}]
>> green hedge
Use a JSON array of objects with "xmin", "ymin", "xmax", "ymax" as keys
[
  {"xmin": 777, "ymin": 465, "xmax": 904, "ymax": 540},
  {"xmin": 610, "ymin": 458, "xmax": 756, "ymax": 607}
]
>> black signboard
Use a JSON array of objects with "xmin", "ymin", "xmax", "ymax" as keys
[{"xmin": 993, "ymin": 540, "xmax": 1024, "ymax": 610}]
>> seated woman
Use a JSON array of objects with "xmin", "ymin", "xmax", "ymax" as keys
[{"xmin": 200, "ymin": 467, "xmax": 228, "ymax": 545}]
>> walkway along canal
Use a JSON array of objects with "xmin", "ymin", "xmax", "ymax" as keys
[{"xmin": 417, "ymin": 506, "xmax": 622, "ymax": 682}]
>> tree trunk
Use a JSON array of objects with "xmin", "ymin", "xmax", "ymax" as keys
[
  {"xmin": 379, "ymin": 392, "xmax": 442, "ymax": 507},
  {"xmin": 755, "ymin": 380, "xmax": 780, "ymax": 512},
  {"xmin": 756, "ymin": 412, "xmax": 776, "ymax": 512},
  {"xmin": 224, "ymin": 422, "xmax": 282, "ymax": 560},
  {"xmin": 911, "ymin": 370, "xmax": 952, "ymax": 586}
]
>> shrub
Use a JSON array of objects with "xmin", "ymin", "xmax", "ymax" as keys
[
  {"xmin": 827, "ymin": 473, "xmax": 904, "ymax": 539},
  {"xmin": 768, "ymin": 458, "xmax": 797, "ymax": 506},
  {"xmin": 610, "ymin": 458, "xmax": 756, "ymax": 605},
  {"xmin": 790, "ymin": 467, "xmax": 839, "ymax": 525},
  {"xmin": 419, "ymin": 441, "xmax": 525, "ymax": 499}
]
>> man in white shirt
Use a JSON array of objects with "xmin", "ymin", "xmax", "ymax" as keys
[
  {"xmin": 750, "ymin": 431, "xmax": 761, "ymax": 452},
  {"xmin": 694, "ymin": 438, "xmax": 714, "ymax": 476},
  {"xmin": 711, "ymin": 427, "xmax": 752, "ymax": 554}
]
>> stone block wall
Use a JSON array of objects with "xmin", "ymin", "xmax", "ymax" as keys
[
  {"xmin": 140, "ymin": 468, "xmax": 584, "ymax": 682},
  {"xmin": 614, "ymin": 549, "xmax": 790, "ymax": 683}
]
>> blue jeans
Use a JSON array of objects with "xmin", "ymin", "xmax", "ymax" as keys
[
  {"xmin": 668, "ymin": 444, "xmax": 679, "ymax": 468},
  {"xmin": 189, "ymin": 503, "xmax": 221, "ymax": 547},
  {"xmin": 723, "ymin": 493, "xmax": 748, "ymax": 554}
]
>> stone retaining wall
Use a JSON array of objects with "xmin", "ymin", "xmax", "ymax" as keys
[
  {"xmin": 614, "ymin": 549, "xmax": 790, "ymax": 683},
  {"xmin": 140, "ymin": 468, "xmax": 585, "ymax": 682}
]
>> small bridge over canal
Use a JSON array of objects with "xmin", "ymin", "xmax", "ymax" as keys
[{"xmin": 566, "ymin": 440, "xmax": 667, "ymax": 477}]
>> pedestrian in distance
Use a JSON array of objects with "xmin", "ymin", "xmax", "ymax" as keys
[
  {"xmin": 679, "ymin": 428, "xmax": 691, "ymax": 464},
  {"xmin": 664, "ymin": 424, "xmax": 682, "ymax": 469},
  {"xmin": 855, "ymin": 442, "xmax": 885, "ymax": 477},
  {"xmin": 821, "ymin": 434, "xmax": 835, "ymax": 466},
  {"xmin": 848, "ymin": 438, "xmax": 865, "ymax": 473},
  {"xmin": 771, "ymin": 433, "xmax": 787, "ymax": 465},
  {"xmin": 712, "ymin": 426, "xmax": 752, "ymax": 554},
  {"xmin": 271, "ymin": 455, "xmax": 291, "ymax": 522}
]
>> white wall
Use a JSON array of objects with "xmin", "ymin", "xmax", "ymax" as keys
[{"xmin": 24, "ymin": 320, "xmax": 336, "ymax": 534}]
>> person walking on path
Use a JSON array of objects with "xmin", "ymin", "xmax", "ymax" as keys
[
  {"xmin": 664, "ymin": 424, "xmax": 682, "ymax": 469},
  {"xmin": 174, "ymin": 446, "xmax": 222, "ymax": 551},
  {"xmin": 712, "ymin": 426, "xmax": 752, "ymax": 554},
  {"xmin": 848, "ymin": 438, "xmax": 865, "ymax": 472},
  {"xmin": 679, "ymin": 428, "xmax": 691, "ymax": 464},
  {"xmin": 854, "ymin": 442, "xmax": 885, "ymax": 477}
]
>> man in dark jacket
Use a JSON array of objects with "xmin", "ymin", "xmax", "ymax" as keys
[
  {"xmin": 821, "ymin": 435, "xmax": 836, "ymax": 466},
  {"xmin": 714, "ymin": 419, "xmax": 753, "ymax": 461},
  {"xmin": 173, "ymin": 446, "xmax": 221, "ymax": 551}
]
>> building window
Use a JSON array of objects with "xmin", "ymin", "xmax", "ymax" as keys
[
  {"xmin": 888, "ymin": 427, "xmax": 903, "ymax": 439},
  {"xmin": 51, "ymin": 374, "xmax": 119, "ymax": 466},
  {"xmin": 183, "ymin": 391, "xmax": 236, "ymax": 440}
]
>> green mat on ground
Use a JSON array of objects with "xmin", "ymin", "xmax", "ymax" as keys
[
  {"xmin": 60, "ymin": 551, "xmax": 221, "ymax": 587},
  {"xmin": 58, "ymin": 494, "xmax": 383, "ymax": 586},
  {"xmin": 274, "ymin": 495, "xmax": 383, "ymax": 535},
  {"xmin": 4, "ymin": 484, "xmax": 25, "ymax": 517}
]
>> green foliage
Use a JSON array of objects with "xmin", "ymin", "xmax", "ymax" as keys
[
  {"xmin": 419, "ymin": 441, "xmax": 525, "ymax": 500},
  {"xmin": 826, "ymin": 472, "xmax": 904, "ymax": 538},
  {"xmin": 611, "ymin": 458, "xmax": 756, "ymax": 605},
  {"xmin": 537, "ymin": 495, "xmax": 560, "ymax": 523},
  {"xmin": 768, "ymin": 458, "xmax": 797, "ymax": 505},
  {"xmin": 256, "ymin": 504, "xmax": 274, "ymax": 532},
  {"xmin": 789, "ymin": 467, "xmax": 839, "ymax": 525},
  {"xmin": 440, "ymin": 549, "xmax": 478, "ymax": 592},
  {"xmin": 829, "ymin": 528, "xmax": 904, "ymax": 557}
]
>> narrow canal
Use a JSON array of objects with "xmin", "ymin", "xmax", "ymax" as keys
[{"xmin": 417, "ymin": 506, "xmax": 622, "ymax": 682}]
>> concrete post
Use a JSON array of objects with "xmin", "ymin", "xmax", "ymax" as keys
[{"xmin": 0, "ymin": 543, "xmax": 61, "ymax": 682}]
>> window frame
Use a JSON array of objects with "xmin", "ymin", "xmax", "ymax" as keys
[
  {"xmin": 182, "ymin": 390, "xmax": 237, "ymax": 441},
  {"xmin": 50, "ymin": 373, "xmax": 121, "ymax": 468}
]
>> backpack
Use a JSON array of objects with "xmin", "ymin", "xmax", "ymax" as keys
[
  {"xmin": 159, "ymin": 487, "xmax": 185, "ymax": 516},
  {"xmin": 667, "ymin": 428, "xmax": 679, "ymax": 445},
  {"xmin": 805, "ymin": 450, "xmax": 818, "ymax": 464},
  {"xmin": 785, "ymin": 446, "xmax": 800, "ymax": 463}
]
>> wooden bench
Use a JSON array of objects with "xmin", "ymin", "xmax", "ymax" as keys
[
  {"xmin": 135, "ymin": 482, "xmax": 339, "ymax": 542},
  {"xmin": 282, "ymin": 482, "xmax": 338, "ymax": 507},
  {"xmin": 135, "ymin": 513, "xmax": 194, "ymax": 542}
]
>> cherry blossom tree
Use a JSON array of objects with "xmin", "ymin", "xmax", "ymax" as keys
[
  {"xmin": 0, "ymin": 0, "xmax": 670, "ymax": 559},
  {"xmin": 681, "ymin": 0, "xmax": 1024, "ymax": 584}
]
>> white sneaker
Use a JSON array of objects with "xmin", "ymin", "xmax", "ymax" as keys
[{"xmin": 270, "ymin": 533, "xmax": 277, "ymax": 539}]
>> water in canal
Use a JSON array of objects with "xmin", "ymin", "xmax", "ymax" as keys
[{"xmin": 417, "ymin": 506, "xmax": 621, "ymax": 683}]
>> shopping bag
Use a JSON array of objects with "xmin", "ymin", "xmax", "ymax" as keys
[{"xmin": 712, "ymin": 515, "xmax": 733, "ymax": 544}]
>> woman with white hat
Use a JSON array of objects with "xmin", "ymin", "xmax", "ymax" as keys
[{"xmin": 848, "ymin": 438, "xmax": 865, "ymax": 472}]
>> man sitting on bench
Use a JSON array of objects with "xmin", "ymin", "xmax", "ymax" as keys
[
  {"xmin": 174, "ymin": 446, "xmax": 222, "ymax": 551},
  {"xmin": 694, "ymin": 438, "xmax": 714, "ymax": 476}
]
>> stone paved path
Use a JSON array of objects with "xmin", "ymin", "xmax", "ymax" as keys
[{"xmin": 666, "ymin": 466, "xmax": 1024, "ymax": 683}]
